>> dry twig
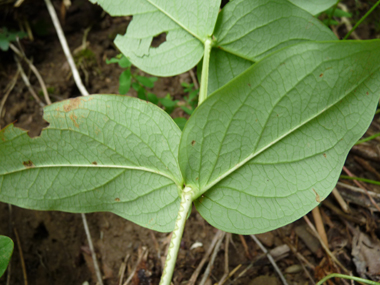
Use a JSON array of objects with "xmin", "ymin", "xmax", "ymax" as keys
[
  {"xmin": 331, "ymin": 188, "xmax": 350, "ymax": 214},
  {"xmin": 0, "ymin": 69, "xmax": 20, "ymax": 124},
  {"xmin": 303, "ymin": 215, "xmax": 349, "ymax": 274},
  {"xmin": 81, "ymin": 213, "xmax": 104, "ymax": 285},
  {"xmin": 250, "ymin": 235, "xmax": 289, "ymax": 285},
  {"xmin": 118, "ymin": 253, "xmax": 130, "ymax": 285},
  {"xmin": 188, "ymin": 230, "xmax": 224, "ymax": 285},
  {"xmin": 311, "ymin": 207, "xmax": 328, "ymax": 248},
  {"xmin": 199, "ymin": 231, "xmax": 226, "ymax": 285},
  {"xmin": 217, "ymin": 233, "xmax": 231, "ymax": 285},
  {"xmin": 342, "ymin": 166, "xmax": 380, "ymax": 212},
  {"xmin": 337, "ymin": 3, "xmax": 361, "ymax": 40},
  {"xmin": 44, "ymin": 0, "xmax": 89, "ymax": 96},
  {"xmin": 9, "ymin": 43, "xmax": 52, "ymax": 105},
  {"xmin": 13, "ymin": 227, "xmax": 28, "ymax": 285},
  {"xmin": 14, "ymin": 56, "xmax": 44, "ymax": 106},
  {"xmin": 239, "ymin": 235, "xmax": 252, "ymax": 259},
  {"xmin": 123, "ymin": 246, "xmax": 147, "ymax": 285}
]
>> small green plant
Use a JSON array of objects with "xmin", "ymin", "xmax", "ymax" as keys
[
  {"xmin": 106, "ymin": 54, "xmax": 158, "ymax": 98},
  {"xmin": 0, "ymin": 27, "xmax": 27, "ymax": 51},
  {"xmin": 108, "ymin": 54, "xmax": 195, "ymax": 129},
  {"xmin": 0, "ymin": 235, "xmax": 13, "ymax": 278},
  {"xmin": 1, "ymin": 0, "xmax": 380, "ymax": 284}
]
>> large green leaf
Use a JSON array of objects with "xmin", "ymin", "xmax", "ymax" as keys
[
  {"xmin": 0, "ymin": 95, "xmax": 183, "ymax": 232},
  {"xmin": 0, "ymin": 235, "xmax": 13, "ymax": 278},
  {"xmin": 179, "ymin": 40, "xmax": 380, "ymax": 234},
  {"xmin": 90, "ymin": 0, "xmax": 221, "ymax": 76},
  {"xmin": 206, "ymin": 0, "xmax": 337, "ymax": 94},
  {"xmin": 289, "ymin": 0, "xmax": 336, "ymax": 15}
]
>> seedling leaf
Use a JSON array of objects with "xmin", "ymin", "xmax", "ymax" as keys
[
  {"xmin": 0, "ymin": 235, "xmax": 13, "ymax": 278},
  {"xmin": 179, "ymin": 40, "xmax": 380, "ymax": 234},
  {"xmin": 136, "ymin": 75, "xmax": 155, "ymax": 88},
  {"xmin": 119, "ymin": 69, "xmax": 132, "ymax": 94},
  {"xmin": 0, "ymin": 95, "xmax": 183, "ymax": 232},
  {"xmin": 90, "ymin": 0, "xmax": 221, "ymax": 76}
]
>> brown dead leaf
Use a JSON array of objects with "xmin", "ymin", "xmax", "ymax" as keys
[{"xmin": 352, "ymin": 229, "xmax": 380, "ymax": 281}]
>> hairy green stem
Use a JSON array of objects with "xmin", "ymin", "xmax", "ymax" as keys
[
  {"xmin": 343, "ymin": 0, "xmax": 380, "ymax": 40},
  {"xmin": 198, "ymin": 38, "xmax": 213, "ymax": 105},
  {"xmin": 159, "ymin": 186, "xmax": 194, "ymax": 285},
  {"xmin": 316, "ymin": 273, "xmax": 380, "ymax": 285}
]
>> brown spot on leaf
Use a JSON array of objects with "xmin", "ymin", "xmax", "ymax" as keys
[
  {"xmin": 248, "ymin": 83, "xmax": 251, "ymax": 87},
  {"xmin": 319, "ymin": 73, "xmax": 323, "ymax": 77},
  {"xmin": 63, "ymin": 97, "xmax": 81, "ymax": 112},
  {"xmin": 312, "ymin": 188, "xmax": 321, "ymax": 203},
  {"xmin": 323, "ymin": 153, "xmax": 326, "ymax": 158},
  {"xmin": 115, "ymin": 198, "xmax": 120, "ymax": 202},
  {"xmin": 23, "ymin": 160, "xmax": 34, "ymax": 168},
  {"xmin": 69, "ymin": 113, "xmax": 79, "ymax": 128},
  {"xmin": 191, "ymin": 140, "xmax": 196, "ymax": 146},
  {"xmin": 366, "ymin": 92, "xmax": 369, "ymax": 95},
  {"xmin": 92, "ymin": 162, "xmax": 97, "ymax": 165},
  {"xmin": 196, "ymin": 177, "xmax": 199, "ymax": 181}
]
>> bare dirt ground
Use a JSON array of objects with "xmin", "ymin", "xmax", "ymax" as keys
[{"xmin": 0, "ymin": 1, "xmax": 380, "ymax": 284}]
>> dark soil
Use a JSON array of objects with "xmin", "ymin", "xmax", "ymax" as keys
[{"xmin": 0, "ymin": 1, "xmax": 380, "ymax": 285}]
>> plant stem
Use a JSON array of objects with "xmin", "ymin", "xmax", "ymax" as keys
[
  {"xmin": 343, "ymin": 0, "xmax": 380, "ymax": 40},
  {"xmin": 355, "ymin": 132, "xmax": 380, "ymax": 144},
  {"xmin": 340, "ymin": 175, "xmax": 380, "ymax": 186},
  {"xmin": 316, "ymin": 273, "xmax": 380, "ymax": 285},
  {"xmin": 198, "ymin": 38, "xmax": 213, "ymax": 105},
  {"xmin": 160, "ymin": 186, "xmax": 194, "ymax": 285}
]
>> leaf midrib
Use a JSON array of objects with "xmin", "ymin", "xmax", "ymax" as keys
[
  {"xmin": 199, "ymin": 59, "xmax": 380, "ymax": 195},
  {"xmin": 146, "ymin": 0, "xmax": 204, "ymax": 43},
  {"xmin": 0, "ymin": 164, "xmax": 180, "ymax": 188}
]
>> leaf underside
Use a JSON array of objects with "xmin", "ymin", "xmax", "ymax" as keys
[
  {"xmin": 180, "ymin": 40, "xmax": 380, "ymax": 234},
  {"xmin": 289, "ymin": 0, "xmax": 336, "ymax": 15},
  {"xmin": 207, "ymin": 0, "xmax": 338, "ymax": 94},
  {"xmin": 0, "ymin": 235, "xmax": 13, "ymax": 278},
  {"xmin": 0, "ymin": 95, "xmax": 183, "ymax": 232},
  {"xmin": 90, "ymin": 0, "xmax": 221, "ymax": 76}
]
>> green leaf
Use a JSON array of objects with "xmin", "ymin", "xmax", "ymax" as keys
[
  {"xmin": 179, "ymin": 40, "xmax": 380, "ymax": 234},
  {"xmin": 207, "ymin": 49, "xmax": 252, "ymax": 95},
  {"xmin": 106, "ymin": 55, "xmax": 132, "ymax": 68},
  {"xmin": 324, "ymin": 7, "xmax": 352, "ymax": 18},
  {"xmin": 0, "ymin": 95, "xmax": 183, "ymax": 232},
  {"xmin": 206, "ymin": 0, "xmax": 337, "ymax": 94},
  {"xmin": 119, "ymin": 69, "xmax": 132, "ymax": 94},
  {"xmin": 90, "ymin": 0, "xmax": 221, "ymax": 76},
  {"xmin": 147, "ymin": 92, "xmax": 159, "ymax": 105},
  {"xmin": 180, "ymin": 106, "xmax": 193, "ymax": 115},
  {"xmin": 148, "ymin": 77, "xmax": 158, "ymax": 83},
  {"xmin": 323, "ymin": 19, "xmax": 339, "ymax": 26},
  {"xmin": 0, "ymin": 235, "xmax": 13, "ymax": 278},
  {"xmin": 174, "ymin": 117, "xmax": 187, "ymax": 130},
  {"xmin": 0, "ymin": 27, "xmax": 27, "ymax": 51},
  {"xmin": 160, "ymin": 94, "xmax": 178, "ymax": 114},
  {"xmin": 288, "ymin": 0, "xmax": 336, "ymax": 15},
  {"xmin": 119, "ymin": 56, "xmax": 132, "ymax": 68},
  {"xmin": 136, "ymin": 75, "xmax": 155, "ymax": 88},
  {"xmin": 137, "ymin": 88, "xmax": 147, "ymax": 100}
]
